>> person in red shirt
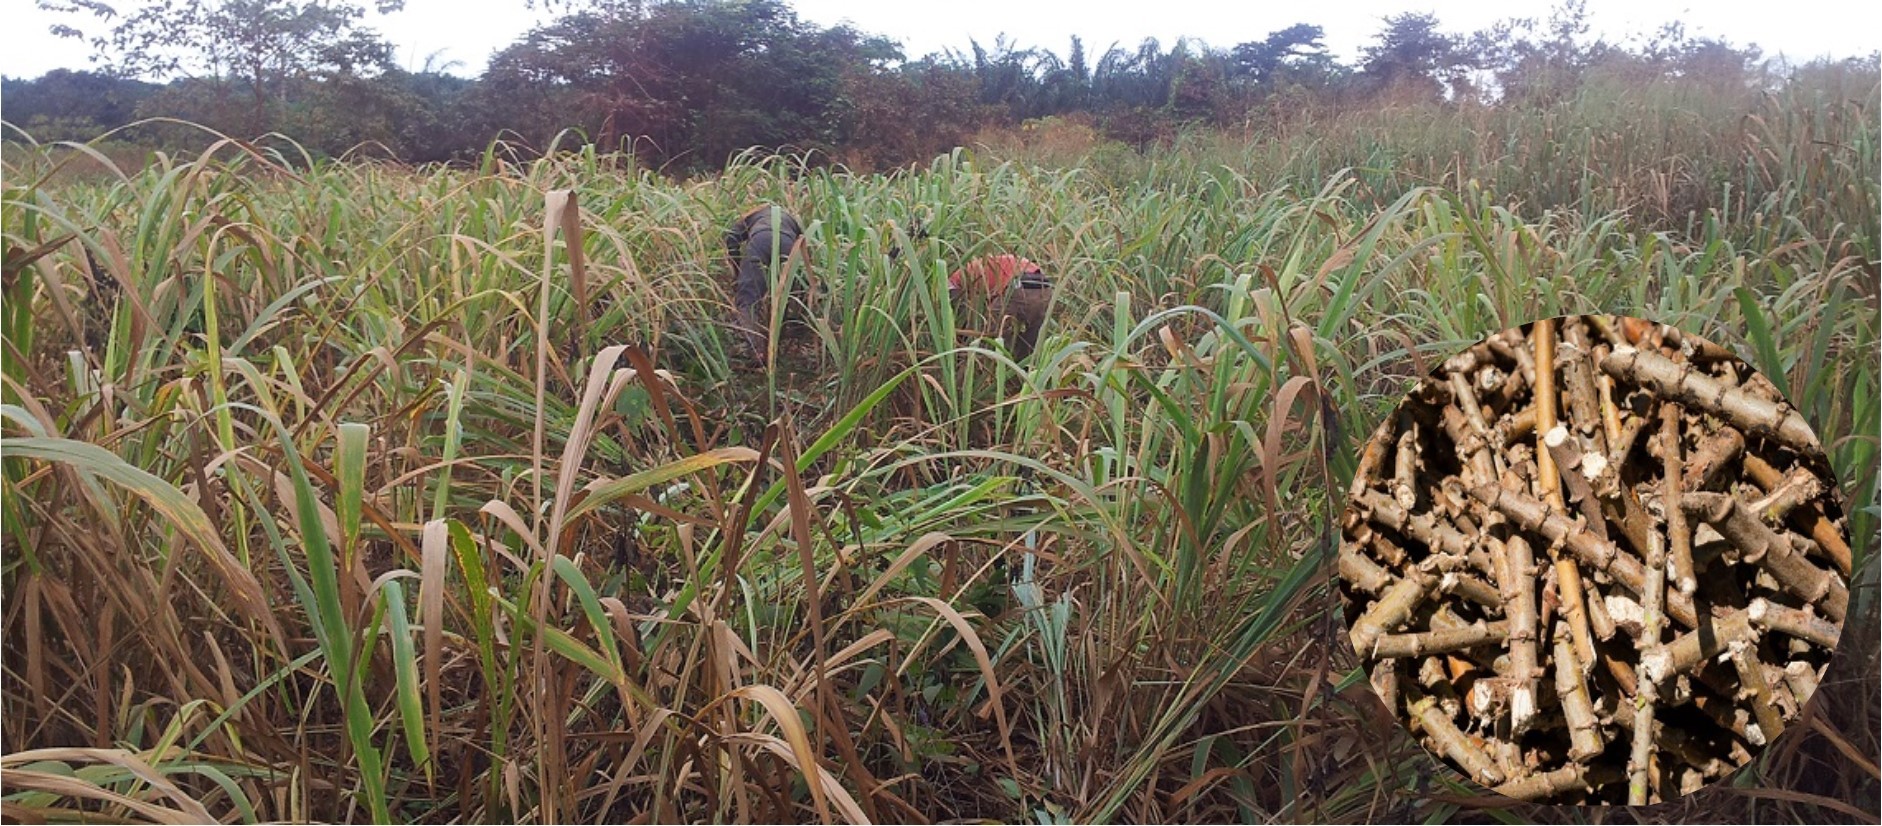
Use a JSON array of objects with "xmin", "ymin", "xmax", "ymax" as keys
[{"xmin": 948, "ymin": 253, "xmax": 1054, "ymax": 361}]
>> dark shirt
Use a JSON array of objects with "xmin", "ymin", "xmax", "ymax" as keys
[{"xmin": 725, "ymin": 205, "xmax": 803, "ymax": 313}]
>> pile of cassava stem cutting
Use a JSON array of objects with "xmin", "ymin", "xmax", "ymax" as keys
[{"xmin": 1339, "ymin": 315, "xmax": 1851, "ymax": 805}]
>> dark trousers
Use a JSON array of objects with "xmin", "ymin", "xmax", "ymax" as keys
[
  {"xmin": 735, "ymin": 227, "xmax": 799, "ymax": 314},
  {"xmin": 725, "ymin": 205, "xmax": 803, "ymax": 352}
]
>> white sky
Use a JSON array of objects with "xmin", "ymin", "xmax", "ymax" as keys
[{"xmin": 4, "ymin": 0, "xmax": 1878, "ymax": 79}]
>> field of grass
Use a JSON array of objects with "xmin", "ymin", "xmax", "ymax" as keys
[{"xmin": 3, "ymin": 64, "xmax": 1878, "ymax": 823}]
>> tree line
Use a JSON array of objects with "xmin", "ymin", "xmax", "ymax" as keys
[{"xmin": 5, "ymin": 0, "xmax": 1841, "ymax": 172}]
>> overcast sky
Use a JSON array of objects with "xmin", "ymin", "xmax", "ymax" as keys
[{"xmin": 5, "ymin": 0, "xmax": 1878, "ymax": 79}]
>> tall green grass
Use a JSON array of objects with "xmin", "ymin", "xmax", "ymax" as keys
[{"xmin": 2, "ymin": 63, "xmax": 1876, "ymax": 823}]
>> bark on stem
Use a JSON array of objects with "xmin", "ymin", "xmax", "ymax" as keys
[
  {"xmin": 1745, "ymin": 465, "xmax": 1825, "ymax": 523},
  {"xmin": 1743, "ymin": 452, "xmax": 1852, "ymax": 577},
  {"xmin": 1370, "ymin": 530, "xmax": 1408, "ymax": 567},
  {"xmin": 1339, "ymin": 538, "xmax": 1392, "ymax": 594},
  {"xmin": 1352, "ymin": 416, "xmax": 1394, "ymax": 500},
  {"xmin": 1627, "ymin": 550, "xmax": 1663, "ymax": 803},
  {"xmin": 1533, "ymin": 319, "xmax": 1566, "ymax": 511},
  {"xmin": 1393, "ymin": 421, "xmax": 1419, "ymax": 509},
  {"xmin": 1642, "ymin": 609, "xmax": 1756, "ymax": 689},
  {"xmin": 1730, "ymin": 642, "xmax": 1785, "ymax": 747},
  {"xmin": 1371, "ymin": 658, "xmax": 1399, "ymax": 714},
  {"xmin": 1748, "ymin": 597, "xmax": 1840, "ymax": 649},
  {"xmin": 1410, "ymin": 694, "xmax": 1505, "ymax": 786},
  {"xmin": 1630, "ymin": 405, "xmax": 1679, "ymax": 804},
  {"xmin": 1613, "ymin": 481, "xmax": 1657, "ymax": 564},
  {"xmin": 1438, "ymin": 571, "xmax": 1503, "ymax": 610},
  {"xmin": 1543, "ymin": 424, "xmax": 1609, "ymax": 543},
  {"xmin": 1682, "ymin": 491, "xmax": 1847, "ymax": 621},
  {"xmin": 1681, "ymin": 426, "xmax": 1745, "ymax": 493},
  {"xmin": 1554, "ymin": 620, "xmax": 1605, "ymax": 761},
  {"xmin": 1358, "ymin": 489, "xmax": 1474, "ymax": 558},
  {"xmin": 1449, "ymin": 370, "xmax": 1494, "ymax": 436},
  {"xmin": 1369, "ymin": 620, "xmax": 1511, "ymax": 658},
  {"xmin": 1662, "ymin": 406, "xmax": 1697, "ymax": 596},
  {"xmin": 1350, "ymin": 571, "xmax": 1432, "ymax": 655},
  {"xmin": 1605, "ymin": 412, "xmax": 1650, "ymax": 474},
  {"xmin": 1555, "ymin": 557, "xmax": 1600, "ymax": 669},
  {"xmin": 1471, "ymin": 483, "xmax": 1698, "ymax": 628},
  {"xmin": 1597, "ymin": 371, "xmax": 1625, "ymax": 448},
  {"xmin": 1489, "ymin": 328, "xmax": 1536, "ymax": 384},
  {"xmin": 1442, "ymin": 405, "xmax": 1497, "ymax": 489},
  {"xmin": 1497, "ymin": 406, "xmax": 1538, "ymax": 447},
  {"xmin": 1494, "ymin": 762, "xmax": 1621, "ymax": 801},
  {"xmin": 1782, "ymin": 661, "xmax": 1821, "ymax": 701},
  {"xmin": 1583, "ymin": 575, "xmax": 1619, "ymax": 642},
  {"xmin": 1601, "ymin": 346, "xmax": 1820, "ymax": 456},
  {"xmin": 1500, "ymin": 534, "xmax": 1541, "ymax": 734},
  {"xmin": 1559, "ymin": 327, "xmax": 1608, "ymax": 455}
]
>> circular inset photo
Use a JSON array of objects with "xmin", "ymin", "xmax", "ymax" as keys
[{"xmin": 1338, "ymin": 315, "xmax": 1852, "ymax": 805}]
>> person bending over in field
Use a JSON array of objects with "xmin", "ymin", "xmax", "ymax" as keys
[
  {"xmin": 724, "ymin": 204, "xmax": 805, "ymax": 357},
  {"xmin": 948, "ymin": 253, "xmax": 1054, "ymax": 361}
]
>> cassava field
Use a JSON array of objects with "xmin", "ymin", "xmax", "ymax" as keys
[{"xmin": 3, "ymin": 65, "xmax": 1878, "ymax": 823}]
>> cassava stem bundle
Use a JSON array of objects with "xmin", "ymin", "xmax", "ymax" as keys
[{"xmin": 1338, "ymin": 315, "xmax": 1851, "ymax": 805}]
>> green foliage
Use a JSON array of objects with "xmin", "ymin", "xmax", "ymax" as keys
[
  {"xmin": 0, "ymin": 69, "xmax": 160, "ymax": 141},
  {"xmin": 27, "ymin": 0, "xmax": 435, "ymax": 159},
  {"xmin": 16, "ymin": 0, "xmax": 1818, "ymax": 171},
  {"xmin": 476, "ymin": 0, "xmax": 899, "ymax": 171},
  {"xmin": 1230, "ymin": 23, "xmax": 1339, "ymax": 91},
  {"xmin": 46, "ymin": 0, "xmax": 402, "ymax": 83},
  {"xmin": 1360, "ymin": 11, "xmax": 1475, "ymax": 101}
]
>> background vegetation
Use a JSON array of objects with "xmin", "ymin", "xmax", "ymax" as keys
[
  {"xmin": 2, "ymin": 1, "xmax": 1878, "ymax": 824},
  {"xmin": 10, "ymin": 0, "xmax": 1869, "ymax": 172}
]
